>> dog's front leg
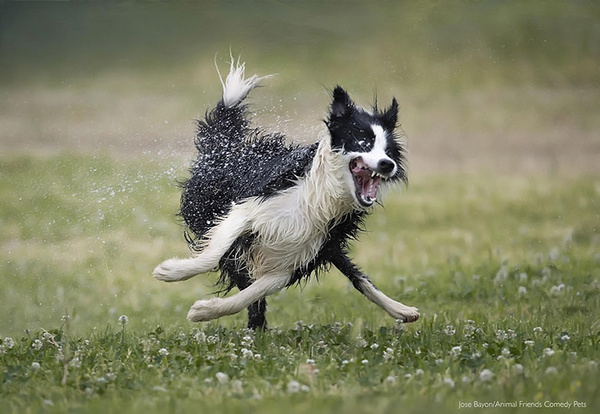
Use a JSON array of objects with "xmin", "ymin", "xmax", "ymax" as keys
[
  {"xmin": 187, "ymin": 271, "xmax": 291, "ymax": 322},
  {"xmin": 332, "ymin": 253, "xmax": 419, "ymax": 323},
  {"xmin": 153, "ymin": 208, "xmax": 250, "ymax": 282}
]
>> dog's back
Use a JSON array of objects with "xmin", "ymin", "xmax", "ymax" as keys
[{"xmin": 181, "ymin": 74, "xmax": 318, "ymax": 241}]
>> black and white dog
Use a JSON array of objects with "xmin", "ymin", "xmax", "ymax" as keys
[{"xmin": 153, "ymin": 59, "xmax": 419, "ymax": 329}]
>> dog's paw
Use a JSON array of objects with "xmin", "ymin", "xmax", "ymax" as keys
[
  {"xmin": 153, "ymin": 259, "xmax": 175, "ymax": 281},
  {"xmin": 187, "ymin": 298, "xmax": 222, "ymax": 322},
  {"xmin": 398, "ymin": 307, "xmax": 420, "ymax": 323},
  {"xmin": 387, "ymin": 304, "xmax": 420, "ymax": 323},
  {"xmin": 153, "ymin": 259, "xmax": 190, "ymax": 282}
]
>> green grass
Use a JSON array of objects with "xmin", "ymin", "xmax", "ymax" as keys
[{"xmin": 1, "ymin": 155, "xmax": 599, "ymax": 413}]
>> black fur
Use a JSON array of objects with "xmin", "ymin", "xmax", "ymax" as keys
[{"xmin": 179, "ymin": 89, "xmax": 405, "ymax": 329}]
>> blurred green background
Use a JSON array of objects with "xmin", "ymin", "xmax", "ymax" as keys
[
  {"xmin": 1, "ymin": 1, "xmax": 599, "ymax": 336},
  {"xmin": 2, "ymin": 0, "xmax": 599, "ymax": 173}
]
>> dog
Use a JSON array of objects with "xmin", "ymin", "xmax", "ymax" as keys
[{"xmin": 153, "ymin": 58, "xmax": 419, "ymax": 329}]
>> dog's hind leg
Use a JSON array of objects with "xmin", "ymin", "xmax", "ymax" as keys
[
  {"xmin": 332, "ymin": 253, "xmax": 419, "ymax": 323},
  {"xmin": 235, "ymin": 274, "xmax": 268, "ymax": 330},
  {"xmin": 153, "ymin": 209, "xmax": 250, "ymax": 282},
  {"xmin": 187, "ymin": 272, "xmax": 290, "ymax": 323}
]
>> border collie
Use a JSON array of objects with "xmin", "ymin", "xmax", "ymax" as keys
[{"xmin": 153, "ymin": 58, "xmax": 419, "ymax": 329}]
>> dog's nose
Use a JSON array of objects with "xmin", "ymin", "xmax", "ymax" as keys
[{"xmin": 377, "ymin": 159, "xmax": 396, "ymax": 174}]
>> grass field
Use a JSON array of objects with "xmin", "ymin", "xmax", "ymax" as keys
[
  {"xmin": 2, "ymin": 1, "xmax": 600, "ymax": 413},
  {"xmin": 1, "ymin": 155, "xmax": 599, "ymax": 413}
]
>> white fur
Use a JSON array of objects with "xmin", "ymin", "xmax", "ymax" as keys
[
  {"xmin": 187, "ymin": 271, "xmax": 291, "ymax": 321},
  {"xmin": 153, "ymin": 208, "xmax": 250, "ymax": 282},
  {"xmin": 352, "ymin": 124, "xmax": 396, "ymax": 176},
  {"xmin": 216, "ymin": 56, "xmax": 272, "ymax": 108},
  {"xmin": 154, "ymin": 60, "xmax": 416, "ymax": 323},
  {"xmin": 154, "ymin": 137, "xmax": 353, "ymax": 280},
  {"xmin": 357, "ymin": 278, "xmax": 419, "ymax": 322}
]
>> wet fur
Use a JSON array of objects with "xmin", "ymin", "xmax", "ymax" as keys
[{"xmin": 154, "ymin": 59, "xmax": 419, "ymax": 329}]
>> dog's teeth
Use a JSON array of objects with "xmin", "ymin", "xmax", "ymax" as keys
[{"xmin": 371, "ymin": 171, "xmax": 376, "ymax": 178}]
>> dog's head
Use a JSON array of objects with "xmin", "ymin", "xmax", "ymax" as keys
[{"xmin": 326, "ymin": 86, "xmax": 406, "ymax": 209}]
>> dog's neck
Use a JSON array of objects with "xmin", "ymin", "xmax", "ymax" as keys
[{"xmin": 300, "ymin": 136, "xmax": 356, "ymax": 226}]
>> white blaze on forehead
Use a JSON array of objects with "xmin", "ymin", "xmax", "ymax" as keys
[{"xmin": 371, "ymin": 125, "xmax": 388, "ymax": 154}]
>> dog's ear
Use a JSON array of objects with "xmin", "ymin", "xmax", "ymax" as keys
[
  {"xmin": 330, "ymin": 86, "xmax": 354, "ymax": 119},
  {"xmin": 381, "ymin": 97, "xmax": 398, "ymax": 130}
]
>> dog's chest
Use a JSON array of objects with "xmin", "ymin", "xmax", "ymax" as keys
[{"xmin": 244, "ymin": 192, "xmax": 347, "ymax": 272}]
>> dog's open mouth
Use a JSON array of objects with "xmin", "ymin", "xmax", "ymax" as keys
[{"xmin": 350, "ymin": 158, "xmax": 382, "ymax": 207}]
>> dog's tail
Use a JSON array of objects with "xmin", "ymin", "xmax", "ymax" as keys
[
  {"xmin": 195, "ymin": 57, "xmax": 272, "ymax": 151},
  {"xmin": 216, "ymin": 57, "xmax": 272, "ymax": 108}
]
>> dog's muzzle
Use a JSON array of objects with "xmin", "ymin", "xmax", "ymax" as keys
[{"xmin": 350, "ymin": 157, "xmax": 395, "ymax": 207}]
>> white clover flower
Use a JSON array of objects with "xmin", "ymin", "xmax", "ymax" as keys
[
  {"xmin": 444, "ymin": 325, "xmax": 456, "ymax": 336},
  {"xmin": 32, "ymin": 339, "xmax": 43, "ymax": 350},
  {"xmin": 383, "ymin": 347, "xmax": 395, "ymax": 362},
  {"xmin": 518, "ymin": 286, "xmax": 527, "ymax": 295},
  {"xmin": 462, "ymin": 375, "xmax": 471, "ymax": 383},
  {"xmin": 533, "ymin": 326, "xmax": 543, "ymax": 333},
  {"xmin": 241, "ymin": 348, "xmax": 254, "ymax": 359},
  {"xmin": 588, "ymin": 360, "xmax": 598, "ymax": 370},
  {"xmin": 3, "ymin": 337, "xmax": 15, "ymax": 350},
  {"xmin": 341, "ymin": 359, "xmax": 349, "ymax": 367},
  {"xmin": 356, "ymin": 337, "xmax": 367, "ymax": 348},
  {"xmin": 524, "ymin": 340, "xmax": 535, "ymax": 347},
  {"xmin": 287, "ymin": 380, "xmax": 300, "ymax": 393},
  {"xmin": 69, "ymin": 357, "xmax": 81, "ymax": 369},
  {"xmin": 494, "ymin": 266, "xmax": 509, "ymax": 284},
  {"xmin": 479, "ymin": 369, "xmax": 494, "ymax": 382},
  {"xmin": 31, "ymin": 362, "xmax": 41, "ymax": 371},
  {"xmin": 361, "ymin": 359, "xmax": 369, "ymax": 365},
  {"xmin": 549, "ymin": 284, "xmax": 565, "ymax": 295},
  {"xmin": 118, "ymin": 315, "xmax": 129, "ymax": 325},
  {"xmin": 300, "ymin": 385, "xmax": 310, "ymax": 392},
  {"xmin": 232, "ymin": 379, "xmax": 243, "ymax": 393},
  {"xmin": 501, "ymin": 348, "xmax": 511, "ymax": 358},
  {"xmin": 513, "ymin": 363, "xmax": 524, "ymax": 375},
  {"xmin": 450, "ymin": 346, "xmax": 462, "ymax": 358},
  {"xmin": 305, "ymin": 358, "xmax": 315, "ymax": 365},
  {"xmin": 518, "ymin": 272, "xmax": 528, "ymax": 282},
  {"xmin": 370, "ymin": 343, "xmax": 379, "ymax": 350},
  {"xmin": 158, "ymin": 348, "xmax": 169, "ymax": 357},
  {"xmin": 543, "ymin": 348, "xmax": 555, "ymax": 357},
  {"xmin": 443, "ymin": 377, "xmax": 455, "ymax": 388},
  {"xmin": 385, "ymin": 375, "xmax": 397, "ymax": 384},
  {"xmin": 415, "ymin": 368, "xmax": 425, "ymax": 376},
  {"xmin": 496, "ymin": 330, "xmax": 508, "ymax": 341},
  {"xmin": 194, "ymin": 331, "xmax": 206, "ymax": 343},
  {"xmin": 545, "ymin": 366, "xmax": 558, "ymax": 375},
  {"xmin": 215, "ymin": 372, "xmax": 229, "ymax": 384},
  {"xmin": 241, "ymin": 335, "xmax": 253, "ymax": 347},
  {"xmin": 106, "ymin": 372, "xmax": 117, "ymax": 381},
  {"xmin": 560, "ymin": 334, "xmax": 570, "ymax": 341}
]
